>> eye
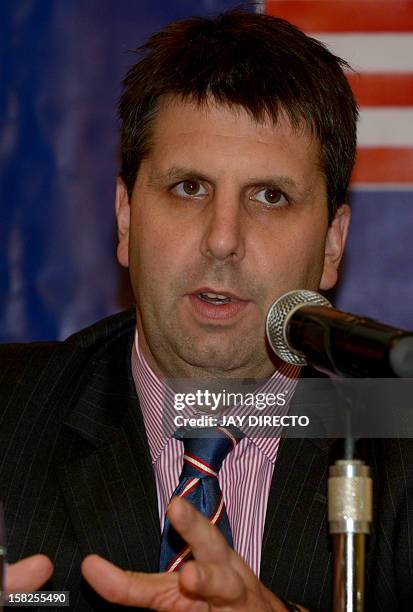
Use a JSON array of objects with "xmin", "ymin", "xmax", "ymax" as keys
[
  {"xmin": 252, "ymin": 187, "xmax": 289, "ymax": 208},
  {"xmin": 171, "ymin": 180, "xmax": 208, "ymax": 198}
]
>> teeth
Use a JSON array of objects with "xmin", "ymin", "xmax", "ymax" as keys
[
  {"xmin": 199, "ymin": 292, "xmax": 231, "ymax": 304},
  {"xmin": 203, "ymin": 292, "xmax": 228, "ymax": 299}
]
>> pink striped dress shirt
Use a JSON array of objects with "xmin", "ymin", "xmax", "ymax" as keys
[{"xmin": 131, "ymin": 329, "xmax": 300, "ymax": 576}]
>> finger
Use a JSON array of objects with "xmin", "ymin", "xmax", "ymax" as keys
[
  {"xmin": 179, "ymin": 561, "xmax": 247, "ymax": 607},
  {"xmin": 81, "ymin": 554, "xmax": 180, "ymax": 608},
  {"xmin": 167, "ymin": 497, "xmax": 232, "ymax": 564},
  {"xmin": 168, "ymin": 497, "xmax": 258, "ymax": 592},
  {"xmin": 6, "ymin": 555, "xmax": 53, "ymax": 593},
  {"xmin": 181, "ymin": 562, "xmax": 292, "ymax": 611}
]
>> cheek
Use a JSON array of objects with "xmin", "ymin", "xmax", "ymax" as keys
[
  {"xmin": 129, "ymin": 210, "xmax": 192, "ymax": 295},
  {"xmin": 291, "ymin": 229, "xmax": 327, "ymax": 286},
  {"xmin": 132, "ymin": 197, "xmax": 193, "ymax": 252},
  {"xmin": 254, "ymin": 223, "xmax": 326, "ymax": 290}
]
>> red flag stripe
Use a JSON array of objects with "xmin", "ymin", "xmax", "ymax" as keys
[
  {"xmin": 265, "ymin": 1, "xmax": 413, "ymax": 33},
  {"xmin": 348, "ymin": 73, "xmax": 413, "ymax": 107},
  {"xmin": 352, "ymin": 148, "xmax": 413, "ymax": 183}
]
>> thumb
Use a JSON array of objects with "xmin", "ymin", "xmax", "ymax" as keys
[{"xmin": 6, "ymin": 554, "xmax": 53, "ymax": 592}]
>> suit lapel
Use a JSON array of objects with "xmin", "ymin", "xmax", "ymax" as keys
[
  {"xmin": 260, "ymin": 438, "xmax": 333, "ymax": 608},
  {"xmin": 260, "ymin": 369, "xmax": 336, "ymax": 609},
  {"xmin": 56, "ymin": 326, "xmax": 160, "ymax": 573}
]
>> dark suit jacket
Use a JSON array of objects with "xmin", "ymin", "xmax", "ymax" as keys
[{"xmin": 1, "ymin": 310, "xmax": 412, "ymax": 610}]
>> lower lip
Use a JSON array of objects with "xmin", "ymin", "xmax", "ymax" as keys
[{"xmin": 188, "ymin": 294, "xmax": 250, "ymax": 321}]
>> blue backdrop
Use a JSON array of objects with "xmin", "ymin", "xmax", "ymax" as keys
[{"xmin": 1, "ymin": 1, "xmax": 412, "ymax": 342}]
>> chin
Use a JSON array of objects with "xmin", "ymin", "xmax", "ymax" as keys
[
  {"xmin": 186, "ymin": 350, "xmax": 237, "ymax": 371},
  {"xmin": 178, "ymin": 343, "xmax": 256, "ymax": 376}
]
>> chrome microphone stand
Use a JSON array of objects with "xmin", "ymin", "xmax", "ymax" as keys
[
  {"xmin": 264, "ymin": 290, "xmax": 375, "ymax": 610},
  {"xmin": 328, "ymin": 437, "xmax": 372, "ymax": 612}
]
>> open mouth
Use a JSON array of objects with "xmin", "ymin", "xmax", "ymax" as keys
[
  {"xmin": 188, "ymin": 288, "xmax": 249, "ymax": 321},
  {"xmin": 198, "ymin": 292, "xmax": 232, "ymax": 305}
]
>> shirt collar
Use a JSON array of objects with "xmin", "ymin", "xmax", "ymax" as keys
[{"xmin": 131, "ymin": 327, "xmax": 300, "ymax": 465}]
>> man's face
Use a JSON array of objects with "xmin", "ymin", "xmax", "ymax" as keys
[{"xmin": 116, "ymin": 97, "xmax": 349, "ymax": 379}]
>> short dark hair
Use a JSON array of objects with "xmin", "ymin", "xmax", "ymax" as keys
[{"xmin": 119, "ymin": 9, "xmax": 358, "ymax": 222}]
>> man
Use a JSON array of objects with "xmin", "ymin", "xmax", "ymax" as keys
[{"xmin": 2, "ymin": 9, "xmax": 412, "ymax": 611}]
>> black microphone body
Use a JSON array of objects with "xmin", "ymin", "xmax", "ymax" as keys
[
  {"xmin": 266, "ymin": 290, "xmax": 413, "ymax": 378},
  {"xmin": 289, "ymin": 305, "xmax": 413, "ymax": 377}
]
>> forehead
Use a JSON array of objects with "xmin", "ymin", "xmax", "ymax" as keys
[{"xmin": 142, "ymin": 96, "xmax": 324, "ymax": 194}]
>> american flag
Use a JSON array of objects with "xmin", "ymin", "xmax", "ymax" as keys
[
  {"xmin": 263, "ymin": 0, "xmax": 413, "ymax": 330},
  {"xmin": 265, "ymin": 0, "xmax": 413, "ymax": 187}
]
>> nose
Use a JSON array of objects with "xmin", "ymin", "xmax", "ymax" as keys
[{"xmin": 200, "ymin": 192, "xmax": 246, "ymax": 263}]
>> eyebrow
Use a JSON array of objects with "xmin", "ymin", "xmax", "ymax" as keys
[
  {"xmin": 243, "ymin": 175, "xmax": 302, "ymax": 193},
  {"xmin": 146, "ymin": 166, "xmax": 209, "ymax": 187},
  {"xmin": 147, "ymin": 166, "xmax": 310, "ymax": 197}
]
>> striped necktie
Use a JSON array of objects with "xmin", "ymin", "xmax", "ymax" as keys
[{"xmin": 159, "ymin": 426, "xmax": 241, "ymax": 572}]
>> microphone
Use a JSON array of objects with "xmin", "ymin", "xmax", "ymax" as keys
[{"xmin": 266, "ymin": 289, "xmax": 413, "ymax": 378}]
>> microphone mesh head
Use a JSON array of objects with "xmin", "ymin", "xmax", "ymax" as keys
[{"xmin": 266, "ymin": 289, "xmax": 332, "ymax": 365}]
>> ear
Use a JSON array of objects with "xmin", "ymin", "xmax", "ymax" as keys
[
  {"xmin": 319, "ymin": 204, "xmax": 351, "ymax": 290},
  {"xmin": 115, "ymin": 176, "xmax": 130, "ymax": 268}
]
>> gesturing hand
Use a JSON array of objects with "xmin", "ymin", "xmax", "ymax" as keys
[
  {"xmin": 82, "ymin": 497, "xmax": 307, "ymax": 611},
  {"xmin": 6, "ymin": 555, "xmax": 53, "ymax": 592}
]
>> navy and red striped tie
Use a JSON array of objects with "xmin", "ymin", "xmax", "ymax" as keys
[{"xmin": 159, "ymin": 427, "xmax": 241, "ymax": 572}]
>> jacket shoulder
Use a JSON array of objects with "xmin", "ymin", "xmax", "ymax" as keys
[
  {"xmin": 1, "ymin": 308, "xmax": 135, "ymax": 368},
  {"xmin": 64, "ymin": 308, "xmax": 136, "ymax": 350},
  {"xmin": 0, "ymin": 309, "xmax": 136, "ymax": 415}
]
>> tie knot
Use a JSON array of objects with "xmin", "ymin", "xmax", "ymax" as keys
[{"xmin": 175, "ymin": 427, "xmax": 240, "ymax": 478}]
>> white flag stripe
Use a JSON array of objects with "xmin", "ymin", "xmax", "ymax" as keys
[
  {"xmin": 312, "ymin": 34, "xmax": 413, "ymax": 73},
  {"xmin": 351, "ymin": 183, "xmax": 413, "ymax": 191},
  {"xmin": 358, "ymin": 108, "xmax": 413, "ymax": 146}
]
